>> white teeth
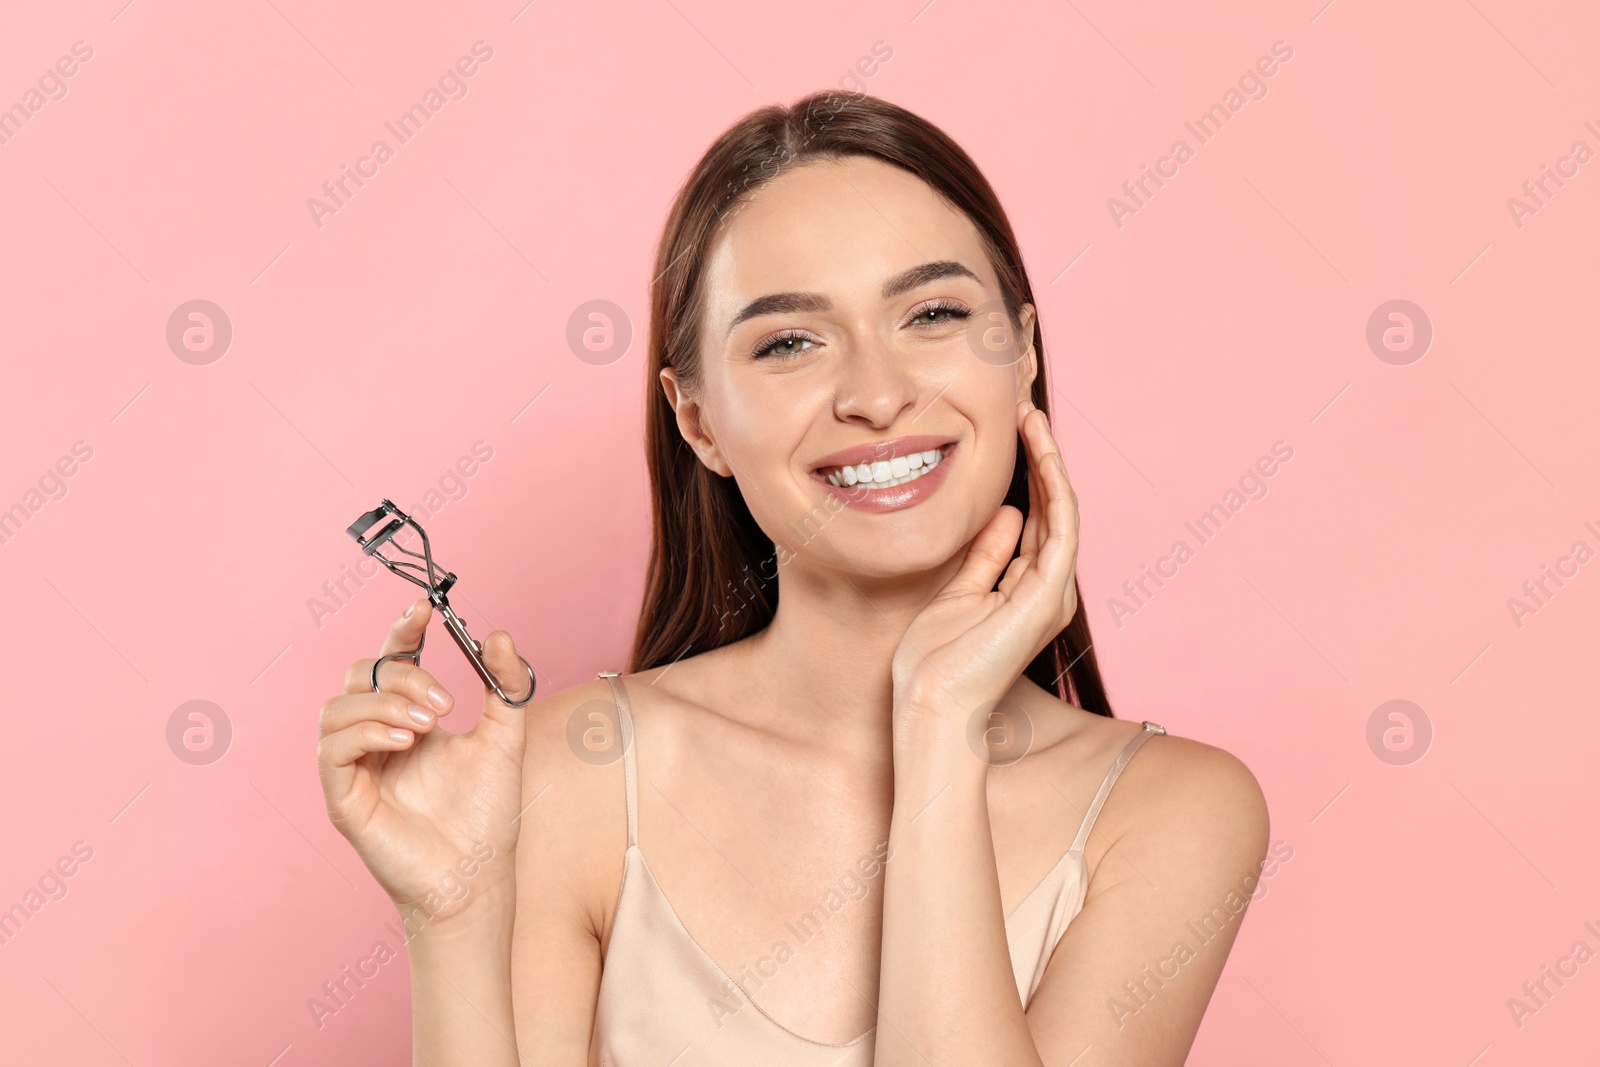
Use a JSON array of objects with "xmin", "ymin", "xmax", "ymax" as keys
[{"xmin": 823, "ymin": 446, "xmax": 947, "ymax": 489}]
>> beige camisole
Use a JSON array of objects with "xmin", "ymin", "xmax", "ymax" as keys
[{"xmin": 590, "ymin": 670, "xmax": 1165, "ymax": 1066}]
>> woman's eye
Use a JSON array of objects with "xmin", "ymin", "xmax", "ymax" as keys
[
  {"xmin": 751, "ymin": 304, "xmax": 970, "ymax": 359},
  {"xmin": 911, "ymin": 303, "xmax": 971, "ymax": 327},
  {"xmin": 753, "ymin": 332, "xmax": 816, "ymax": 360}
]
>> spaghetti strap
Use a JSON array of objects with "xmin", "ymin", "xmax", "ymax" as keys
[
  {"xmin": 1069, "ymin": 721, "xmax": 1165, "ymax": 855},
  {"xmin": 597, "ymin": 671, "xmax": 638, "ymax": 848}
]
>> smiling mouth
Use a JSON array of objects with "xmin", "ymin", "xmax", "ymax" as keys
[{"xmin": 816, "ymin": 444, "xmax": 954, "ymax": 489}]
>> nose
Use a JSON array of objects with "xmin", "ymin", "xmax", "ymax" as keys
[{"xmin": 830, "ymin": 331, "xmax": 921, "ymax": 429}]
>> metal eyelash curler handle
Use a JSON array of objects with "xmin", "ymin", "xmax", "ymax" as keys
[{"xmin": 345, "ymin": 499, "xmax": 537, "ymax": 707}]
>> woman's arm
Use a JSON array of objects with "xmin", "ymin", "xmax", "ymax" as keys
[
  {"xmin": 876, "ymin": 398, "xmax": 1268, "ymax": 1063},
  {"xmin": 410, "ymin": 899, "xmax": 521, "ymax": 1066},
  {"xmin": 1018, "ymin": 737, "xmax": 1269, "ymax": 1064},
  {"xmin": 410, "ymin": 678, "xmax": 613, "ymax": 1067},
  {"xmin": 874, "ymin": 716, "xmax": 1034, "ymax": 1065},
  {"xmin": 875, "ymin": 717, "xmax": 1269, "ymax": 1066},
  {"xmin": 316, "ymin": 598, "xmax": 538, "ymax": 1067},
  {"xmin": 509, "ymin": 679, "xmax": 625, "ymax": 1064}
]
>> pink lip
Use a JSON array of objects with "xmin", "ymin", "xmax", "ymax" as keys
[
  {"xmin": 808, "ymin": 434, "xmax": 957, "ymax": 474},
  {"xmin": 809, "ymin": 441, "xmax": 958, "ymax": 513}
]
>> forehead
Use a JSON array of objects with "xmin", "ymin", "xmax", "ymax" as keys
[{"xmin": 701, "ymin": 156, "xmax": 995, "ymax": 321}]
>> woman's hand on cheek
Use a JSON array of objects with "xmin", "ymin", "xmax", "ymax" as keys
[{"xmin": 890, "ymin": 399, "xmax": 1080, "ymax": 744}]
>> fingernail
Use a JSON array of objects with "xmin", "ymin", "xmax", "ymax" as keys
[
  {"xmin": 407, "ymin": 705, "xmax": 434, "ymax": 727},
  {"xmin": 403, "ymin": 601, "xmax": 415, "ymax": 618},
  {"xmin": 388, "ymin": 728, "xmax": 413, "ymax": 744},
  {"xmin": 426, "ymin": 685, "xmax": 451, "ymax": 711}
]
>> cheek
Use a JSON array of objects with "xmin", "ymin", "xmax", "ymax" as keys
[
  {"xmin": 968, "ymin": 427, "xmax": 1019, "ymax": 520},
  {"xmin": 943, "ymin": 412, "xmax": 1024, "ymax": 537},
  {"xmin": 954, "ymin": 368, "xmax": 1023, "ymax": 478},
  {"xmin": 710, "ymin": 377, "xmax": 807, "ymax": 464}
]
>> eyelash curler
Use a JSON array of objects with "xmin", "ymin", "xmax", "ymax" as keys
[{"xmin": 345, "ymin": 499, "xmax": 537, "ymax": 707}]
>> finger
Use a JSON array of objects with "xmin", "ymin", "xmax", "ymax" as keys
[
  {"xmin": 478, "ymin": 629, "xmax": 534, "ymax": 713},
  {"xmin": 942, "ymin": 504, "xmax": 1025, "ymax": 601},
  {"xmin": 1000, "ymin": 443, "xmax": 1051, "ymax": 594},
  {"xmin": 344, "ymin": 656, "xmax": 457, "ymax": 718},
  {"xmin": 320, "ymin": 719, "xmax": 416, "ymax": 766},
  {"xmin": 997, "ymin": 548, "xmax": 1033, "ymax": 600},
  {"xmin": 998, "ymin": 506, "xmax": 1036, "ymax": 599},
  {"xmin": 1035, "ymin": 428, "xmax": 1078, "ymax": 567},
  {"xmin": 342, "ymin": 597, "xmax": 429, "ymax": 695},
  {"xmin": 1018, "ymin": 403, "xmax": 1048, "ymax": 560},
  {"xmin": 342, "ymin": 600, "xmax": 456, "ymax": 716},
  {"xmin": 319, "ymin": 691, "xmax": 441, "ymax": 739},
  {"xmin": 1017, "ymin": 416, "xmax": 1080, "ymax": 607},
  {"xmin": 471, "ymin": 629, "xmax": 535, "ymax": 760},
  {"xmin": 318, "ymin": 720, "xmax": 416, "ymax": 807},
  {"xmin": 1002, "ymin": 413, "xmax": 1056, "ymax": 601},
  {"xmin": 381, "ymin": 596, "xmax": 432, "ymax": 657}
]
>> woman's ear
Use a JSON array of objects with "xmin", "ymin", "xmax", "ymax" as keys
[
  {"xmin": 1014, "ymin": 302, "xmax": 1039, "ymax": 403},
  {"xmin": 660, "ymin": 368, "xmax": 733, "ymax": 477}
]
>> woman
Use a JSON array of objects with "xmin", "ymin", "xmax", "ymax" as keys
[{"xmin": 317, "ymin": 89, "xmax": 1269, "ymax": 1066}]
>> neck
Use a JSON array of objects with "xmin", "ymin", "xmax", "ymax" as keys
[{"xmin": 734, "ymin": 550, "xmax": 965, "ymax": 745}]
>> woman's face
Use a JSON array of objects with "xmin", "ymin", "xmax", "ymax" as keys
[{"xmin": 662, "ymin": 154, "xmax": 1038, "ymax": 580}]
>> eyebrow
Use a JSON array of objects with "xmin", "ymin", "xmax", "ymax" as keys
[{"xmin": 724, "ymin": 260, "xmax": 982, "ymax": 337}]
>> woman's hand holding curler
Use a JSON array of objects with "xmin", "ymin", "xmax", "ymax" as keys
[{"xmin": 317, "ymin": 597, "xmax": 532, "ymax": 933}]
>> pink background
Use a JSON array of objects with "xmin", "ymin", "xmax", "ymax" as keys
[{"xmin": 3, "ymin": 0, "xmax": 1597, "ymax": 1062}]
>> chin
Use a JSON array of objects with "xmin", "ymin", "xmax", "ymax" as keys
[{"xmin": 832, "ymin": 527, "xmax": 973, "ymax": 581}]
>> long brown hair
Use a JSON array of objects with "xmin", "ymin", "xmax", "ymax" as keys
[{"xmin": 629, "ymin": 88, "xmax": 1113, "ymax": 718}]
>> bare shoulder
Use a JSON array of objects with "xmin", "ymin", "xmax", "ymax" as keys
[
  {"xmin": 515, "ymin": 674, "xmax": 633, "ymax": 939},
  {"xmin": 1121, "ymin": 725, "xmax": 1266, "ymax": 815},
  {"xmin": 1090, "ymin": 720, "xmax": 1271, "ymax": 892}
]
